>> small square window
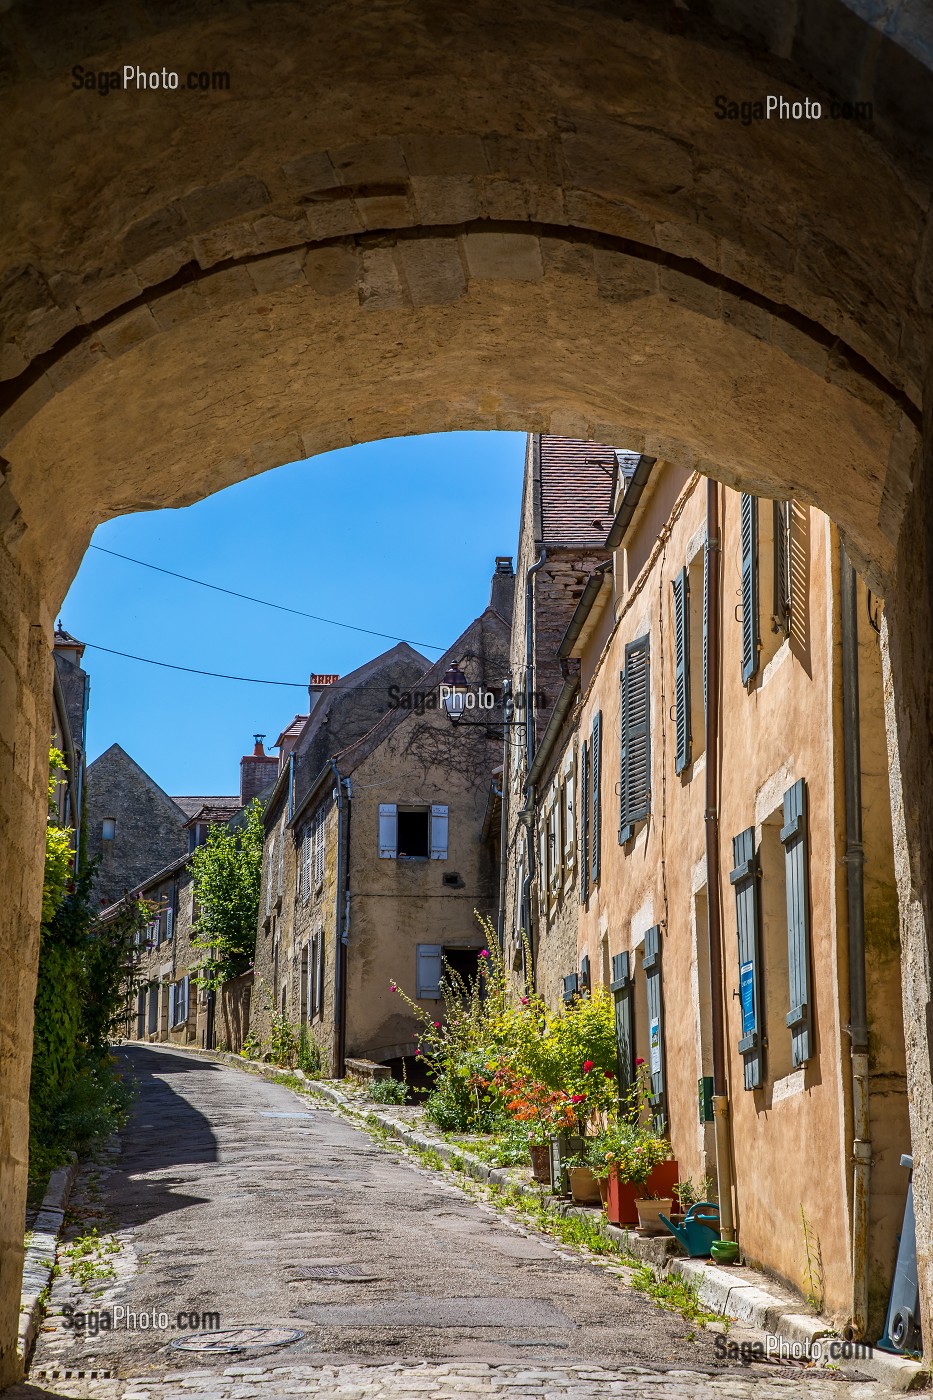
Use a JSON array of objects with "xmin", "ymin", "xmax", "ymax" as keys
[{"xmin": 102, "ymin": 818, "xmax": 116, "ymax": 841}]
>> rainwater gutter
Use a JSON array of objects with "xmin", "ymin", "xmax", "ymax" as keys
[
  {"xmin": 704, "ymin": 480, "xmax": 736, "ymax": 1243},
  {"xmin": 840, "ymin": 541, "xmax": 871, "ymax": 1338}
]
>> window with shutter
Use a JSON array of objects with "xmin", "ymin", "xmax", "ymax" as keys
[
  {"xmin": 564, "ymin": 759, "xmax": 575, "ymax": 870},
  {"xmin": 315, "ymin": 930, "xmax": 325, "ymax": 1017},
  {"xmin": 315, "ymin": 805, "xmax": 326, "ymax": 885},
  {"xmin": 643, "ymin": 926, "xmax": 667, "ymax": 1132},
  {"xmin": 168, "ymin": 982, "xmax": 176, "ymax": 1029},
  {"xmin": 580, "ymin": 954, "xmax": 591, "ymax": 994},
  {"xmin": 430, "ymin": 804, "xmax": 449, "ymax": 860},
  {"xmin": 740, "ymin": 493, "xmax": 760, "ymax": 684},
  {"xmin": 301, "ymin": 828, "xmax": 311, "ymax": 900},
  {"xmin": 590, "ymin": 711, "xmax": 602, "ymax": 885},
  {"xmin": 549, "ymin": 800, "xmax": 561, "ymax": 898},
  {"xmin": 277, "ymin": 822, "xmax": 284, "ymax": 896},
  {"xmin": 562, "ymin": 972, "xmax": 579, "ymax": 1004},
  {"xmin": 672, "ymin": 567, "xmax": 691, "ymax": 774},
  {"xmin": 730, "ymin": 826, "xmax": 764, "ymax": 1089},
  {"xmin": 378, "ymin": 803, "xmax": 398, "ymax": 858},
  {"xmin": 538, "ymin": 817, "xmax": 548, "ymax": 901},
  {"xmin": 166, "ymin": 906, "xmax": 174, "ymax": 941},
  {"xmin": 610, "ymin": 951, "xmax": 635, "ymax": 1095},
  {"xmin": 620, "ymin": 636, "xmax": 651, "ymax": 843},
  {"xmin": 580, "ymin": 739, "xmax": 590, "ymax": 904},
  {"xmin": 773, "ymin": 499, "xmax": 792, "ymax": 635},
  {"xmin": 416, "ymin": 944, "xmax": 443, "ymax": 998},
  {"xmin": 266, "ymin": 835, "xmax": 276, "ymax": 915},
  {"xmin": 781, "ymin": 778, "xmax": 813, "ymax": 1066}
]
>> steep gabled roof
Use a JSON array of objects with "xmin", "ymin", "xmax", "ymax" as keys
[{"xmin": 538, "ymin": 436, "xmax": 622, "ymax": 547}]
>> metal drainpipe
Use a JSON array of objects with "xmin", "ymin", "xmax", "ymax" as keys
[
  {"xmin": 704, "ymin": 480, "xmax": 737, "ymax": 1243},
  {"xmin": 522, "ymin": 547, "xmax": 547, "ymax": 980},
  {"xmin": 332, "ymin": 761, "xmax": 350, "ymax": 1079},
  {"xmin": 841, "ymin": 541, "xmax": 871, "ymax": 1338},
  {"xmin": 497, "ymin": 677, "xmax": 513, "ymax": 956}
]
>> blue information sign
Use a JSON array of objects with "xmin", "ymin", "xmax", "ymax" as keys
[{"xmin": 740, "ymin": 960, "xmax": 755, "ymax": 1035}]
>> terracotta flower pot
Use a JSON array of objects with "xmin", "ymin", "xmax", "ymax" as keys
[
  {"xmin": 606, "ymin": 1160, "xmax": 679, "ymax": 1227},
  {"xmin": 597, "ymin": 1175, "xmax": 609, "ymax": 1208},
  {"xmin": 636, "ymin": 1197, "xmax": 674, "ymax": 1235},
  {"xmin": 568, "ymin": 1166, "xmax": 603, "ymax": 1206},
  {"xmin": 528, "ymin": 1142, "xmax": 551, "ymax": 1183}
]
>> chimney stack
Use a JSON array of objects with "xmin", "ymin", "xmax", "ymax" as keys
[
  {"xmin": 240, "ymin": 734, "xmax": 278, "ymax": 805},
  {"xmin": 308, "ymin": 672, "xmax": 340, "ymax": 712},
  {"xmin": 489, "ymin": 556, "xmax": 515, "ymax": 625}
]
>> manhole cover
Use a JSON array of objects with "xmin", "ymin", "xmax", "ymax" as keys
[{"xmin": 171, "ymin": 1327, "xmax": 304, "ymax": 1354}]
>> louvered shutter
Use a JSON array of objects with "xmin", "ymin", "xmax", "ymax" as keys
[
  {"xmin": 703, "ymin": 541, "xmax": 710, "ymax": 725},
  {"xmin": 301, "ymin": 829, "xmax": 310, "ymax": 900},
  {"xmin": 730, "ymin": 826, "xmax": 764, "ymax": 1089},
  {"xmin": 781, "ymin": 779, "xmax": 812, "ymax": 1066},
  {"xmin": 166, "ymin": 906, "xmax": 174, "ymax": 941},
  {"xmin": 378, "ymin": 803, "xmax": 398, "ymax": 858},
  {"xmin": 562, "ymin": 972, "xmax": 579, "ymax": 1004},
  {"xmin": 580, "ymin": 954, "xmax": 591, "ymax": 994},
  {"xmin": 644, "ymin": 926, "xmax": 667, "ymax": 1132},
  {"xmin": 168, "ymin": 982, "xmax": 176, "ymax": 1028},
  {"xmin": 315, "ymin": 932, "xmax": 325, "ymax": 1016},
  {"xmin": 672, "ymin": 567, "xmax": 691, "ymax": 774},
  {"xmin": 430, "ymin": 804, "xmax": 449, "ymax": 860},
  {"xmin": 580, "ymin": 739, "xmax": 590, "ymax": 903},
  {"xmin": 618, "ymin": 668, "xmax": 628, "ymax": 843},
  {"xmin": 182, "ymin": 976, "xmax": 190, "ymax": 1025},
  {"xmin": 590, "ymin": 711, "xmax": 602, "ymax": 885},
  {"xmin": 740, "ymin": 493, "xmax": 760, "ymax": 684},
  {"xmin": 538, "ymin": 818, "xmax": 548, "ymax": 899},
  {"xmin": 621, "ymin": 636, "xmax": 651, "ymax": 841},
  {"xmin": 564, "ymin": 762, "xmax": 575, "ymax": 867},
  {"xmin": 774, "ymin": 500, "xmax": 792, "ymax": 634},
  {"xmin": 416, "ymin": 944, "xmax": 442, "ymax": 998},
  {"xmin": 610, "ymin": 951, "xmax": 635, "ymax": 1096}
]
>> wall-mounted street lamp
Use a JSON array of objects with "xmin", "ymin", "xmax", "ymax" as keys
[
  {"xmin": 439, "ymin": 662, "xmax": 525, "ymax": 730},
  {"xmin": 439, "ymin": 664, "xmax": 470, "ymax": 723}
]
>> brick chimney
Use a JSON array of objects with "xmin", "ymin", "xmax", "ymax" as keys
[
  {"xmin": 308, "ymin": 673, "xmax": 339, "ymax": 712},
  {"xmin": 489, "ymin": 556, "xmax": 515, "ymax": 625},
  {"xmin": 240, "ymin": 734, "xmax": 278, "ymax": 805}
]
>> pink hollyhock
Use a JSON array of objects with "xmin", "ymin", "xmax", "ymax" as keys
[
  {"xmin": 433, "ymin": 1021, "xmax": 441, "ymax": 1029},
  {"xmin": 415, "ymin": 1049, "xmax": 421, "ymax": 1056},
  {"xmin": 521, "ymin": 996, "xmax": 529, "ymax": 1005},
  {"xmin": 479, "ymin": 949, "xmax": 489, "ymax": 958},
  {"xmin": 582, "ymin": 1060, "xmax": 594, "ymax": 1074},
  {"xmin": 389, "ymin": 981, "xmax": 397, "ymax": 991}
]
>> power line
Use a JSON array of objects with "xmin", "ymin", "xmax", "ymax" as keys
[
  {"xmin": 87, "ymin": 543, "xmax": 445, "ymax": 651},
  {"xmin": 82, "ymin": 641, "xmax": 308, "ymax": 687}
]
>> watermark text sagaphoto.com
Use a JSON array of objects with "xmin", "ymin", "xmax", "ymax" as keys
[
  {"xmin": 715, "ymin": 94, "xmax": 873, "ymax": 125},
  {"xmin": 60, "ymin": 1305, "xmax": 221, "ymax": 1335},
  {"xmin": 72, "ymin": 65, "xmax": 230, "ymax": 94}
]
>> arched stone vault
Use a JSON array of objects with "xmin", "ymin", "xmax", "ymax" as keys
[{"xmin": 1, "ymin": 0, "xmax": 932, "ymax": 1383}]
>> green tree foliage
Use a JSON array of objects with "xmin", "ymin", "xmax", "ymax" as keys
[
  {"xmin": 191, "ymin": 799, "xmax": 264, "ymax": 990},
  {"xmin": 43, "ymin": 748, "xmax": 73, "ymax": 924}
]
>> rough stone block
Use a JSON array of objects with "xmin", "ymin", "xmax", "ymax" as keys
[
  {"xmin": 593, "ymin": 247, "xmax": 657, "ymax": 303},
  {"xmin": 653, "ymin": 219, "xmax": 719, "ymax": 270},
  {"xmin": 0, "ymin": 342, "xmax": 28, "ymax": 380},
  {"xmin": 561, "ymin": 121, "xmax": 694, "ymax": 206},
  {"xmin": 565, "ymin": 189, "xmax": 655, "ymax": 245},
  {"xmin": 122, "ymin": 205, "xmax": 187, "ymax": 264},
  {"xmin": 250, "ymin": 213, "xmax": 308, "ymax": 255},
  {"xmin": 525, "ymin": 182, "xmax": 565, "ymax": 225},
  {"xmin": 281, "ymin": 149, "xmax": 338, "ymax": 194},
  {"xmin": 462, "ymin": 230, "xmax": 543, "ymax": 281},
  {"xmin": 132, "ymin": 241, "xmax": 194, "ymax": 288},
  {"xmin": 196, "ymin": 264, "xmax": 253, "ymax": 309},
  {"xmin": 45, "ymin": 337, "xmax": 109, "ymax": 392},
  {"xmin": 771, "ymin": 318, "xmax": 829, "ymax": 375},
  {"xmin": 358, "ymin": 247, "xmax": 407, "ymax": 309},
  {"xmin": 304, "ymin": 245, "xmax": 359, "ymax": 297},
  {"xmin": 150, "ymin": 284, "xmax": 202, "ymax": 330},
  {"xmin": 410, "ymin": 175, "xmax": 483, "ymax": 226},
  {"xmin": 483, "ymin": 134, "xmax": 560, "ymax": 182},
  {"xmin": 248, "ymin": 252, "xmax": 306, "ymax": 294},
  {"xmin": 659, "ymin": 264, "xmax": 720, "ymax": 319},
  {"xmin": 304, "ymin": 199, "xmax": 363, "ymax": 241},
  {"xmin": 75, "ymin": 269, "xmax": 143, "ymax": 324},
  {"xmin": 402, "ymin": 133, "xmax": 487, "ymax": 177},
  {"xmin": 397, "ymin": 238, "xmax": 467, "ymax": 305},
  {"xmin": 720, "ymin": 291, "xmax": 771, "ymax": 341},
  {"xmin": 192, "ymin": 223, "xmax": 259, "ymax": 270},
  {"xmin": 329, "ymin": 137, "xmax": 407, "ymax": 187},
  {"xmin": 0, "ymin": 374, "xmax": 53, "ymax": 448},
  {"xmin": 482, "ymin": 178, "xmax": 529, "ymax": 221},
  {"xmin": 355, "ymin": 193, "xmax": 416, "ymax": 230},
  {"xmin": 540, "ymin": 235, "xmax": 592, "ymax": 279},
  {"xmin": 180, "ymin": 175, "xmax": 271, "ymax": 234}
]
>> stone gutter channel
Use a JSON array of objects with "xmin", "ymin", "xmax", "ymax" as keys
[
  {"xmin": 125, "ymin": 1045, "xmax": 927, "ymax": 1392},
  {"xmin": 18, "ymin": 1154, "xmax": 79, "ymax": 1365}
]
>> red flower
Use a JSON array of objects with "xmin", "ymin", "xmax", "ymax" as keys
[
  {"xmin": 479, "ymin": 949, "xmax": 489, "ymax": 958},
  {"xmin": 582, "ymin": 1060, "xmax": 594, "ymax": 1074},
  {"xmin": 571, "ymin": 1093, "xmax": 586, "ymax": 1104},
  {"xmin": 433, "ymin": 1021, "xmax": 441, "ymax": 1029},
  {"xmin": 635, "ymin": 1056, "xmax": 645, "ymax": 1066},
  {"xmin": 415, "ymin": 1049, "xmax": 421, "ymax": 1056},
  {"xmin": 521, "ymin": 996, "xmax": 529, "ymax": 1005},
  {"xmin": 604, "ymin": 1070, "xmax": 614, "ymax": 1080},
  {"xmin": 389, "ymin": 981, "xmax": 397, "ymax": 991}
]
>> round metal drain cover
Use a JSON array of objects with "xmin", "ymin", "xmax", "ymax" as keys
[{"xmin": 171, "ymin": 1326, "xmax": 304, "ymax": 1354}]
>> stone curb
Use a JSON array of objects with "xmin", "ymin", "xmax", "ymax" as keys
[
  {"xmin": 18, "ymin": 1154, "xmax": 79, "ymax": 1364},
  {"xmin": 138, "ymin": 1045, "xmax": 926, "ymax": 1391}
]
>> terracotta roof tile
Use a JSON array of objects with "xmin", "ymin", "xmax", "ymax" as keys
[{"xmin": 539, "ymin": 436, "xmax": 637, "ymax": 546}]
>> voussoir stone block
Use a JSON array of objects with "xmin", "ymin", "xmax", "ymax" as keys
[
  {"xmin": 409, "ymin": 175, "xmax": 484, "ymax": 226},
  {"xmin": 401, "ymin": 133, "xmax": 487, "ymax": 177},
  {"xmin": 304, "ymin": 244, "xmax": 359, "ymax": 296},
  {"xmin": 462, "ymin": 229, "xmax": 543, "ymax": 281},
  {"xmin": 180, "ymin": 175, "xmax": 271, "ymax": 234},
  {"xmin": 397, "ymin": 238, "xmax": 467, "ymax": 305},
  {"xmin": 248, "ymin": 251, "xmax": 306, "ymax": 294},
  {"xmin": 358, "ymin": 246, "xmax": 407, "ymax": 309}
]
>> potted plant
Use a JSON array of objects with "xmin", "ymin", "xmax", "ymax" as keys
[
  {"xmin": 592, "ymin": 1117, "xmax": 677, "ymax": 1230},
  {"xmin": 562, "ymin": 1145, "xmax": 604, "ymax": 1206}
]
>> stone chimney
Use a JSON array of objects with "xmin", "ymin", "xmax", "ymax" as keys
[
  {"xmin": 308, "ymin": 673, "xmax": 339, "ymax": 712},
  {"xmin": 489, "ymin": 556, "xmax": 515, "ymax": 625},
  {"xmin": 240, "ymin": 735, "xmax": 278, "ymax": 805}
]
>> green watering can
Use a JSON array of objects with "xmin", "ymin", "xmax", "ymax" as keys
[{"xmin": 659, "ymin": 1201, "xmax": 720, "ymax": 1257}]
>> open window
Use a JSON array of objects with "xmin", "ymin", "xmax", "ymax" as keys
[{"xmin": 379, "ymin": 803, "xmax": 448, "ymax": 859}]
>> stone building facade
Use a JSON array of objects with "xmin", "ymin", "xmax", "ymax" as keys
[
  {"xmin": 85, "ymin": 745, "xmax": 191, "ymax": 910},
  {"xmin": 253, "ymin": 595, "xmax": 511, "ymax": 1075},
  {"xmin": 511, "ymin": 438, "xmax": 908, "ymax": 1336}
]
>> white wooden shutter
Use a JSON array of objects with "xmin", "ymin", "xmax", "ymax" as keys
[
  {"xmin": 564, "ymin": 761, "xmax": 575, "ymax": 867},
  {"xmin": 430, "ymin": 804, "xmax": 449, "ymax": 860},
  {"xmin": 182, "ymin": 976, "xmax": 190, "ymax": 1025},
  {"xmin": 315, "ymin": 806, "xmax": 325, "ymax": 885},
  {"xmin": 378, "ymin": 803, "xmax": 398, "ymax": 858},
  {"xmin": 416, "ymin": 944, "xmax": 443, "ymax": 998},
  {"xmin": 549, "ymin": 802, "xmax": 561, "ymax": 895},
  {"xmin": 301, "ymin": 829, "xmax": 310, "ymax": 900}
]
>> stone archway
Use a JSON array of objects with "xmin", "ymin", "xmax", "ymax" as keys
[{"xmin": 1, "ymin": 0, "xmax": 932, "ymax": 1382}]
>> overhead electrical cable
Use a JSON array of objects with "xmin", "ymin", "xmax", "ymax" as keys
[
  {"xmin": 81, "ymin": 642, "xmax": 309, "ymax": 687},
  {"xmin": 87, "ymin": 543, "xmax": 445, "ymax": 651}
]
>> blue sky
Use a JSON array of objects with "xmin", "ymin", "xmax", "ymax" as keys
[{"xmin": 62, "ymin": 431, "xmax": 525, "ymax": 797}]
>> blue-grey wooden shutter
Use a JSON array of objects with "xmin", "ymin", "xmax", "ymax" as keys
[
  {"xmin": 643, "ymin": 925, "xmax": 666, "ymax": 1132},
  {"xmin": 621, "ymin": 635, "xmax": 651, "ymax": 841},
  {"xmin": 416, "ymin": 944, "xmax": 442, "ymax": 998},
  {"xmin": 730, "ymin": 826, "xmax": 763, "ymax": 1089},
  {"xmin": 703, "ymin": 542, "xmax": 709, "ymax": 725},
  {"xmin": 618, "ymin": 667, "xmax": 628, "ymax": 843},
  {"xmin": 773, "ymin": 500, "xmax": 792, "ymax": 635},
  {"xmin": 580, "ymin": 738, "xmax": 590, "ymax": 903},
  {"xmin": 740, "ymin": 493, "xmax": 760, "ymax": 684},
  {"xmin": 168, "ymin": 982, "xmax": 176, "ymax": 1028},
  {"xmin": 610, "ymin": 951, "xmax": 635, "ymax": 1096},
  {"xmin": 562, "ymin": 972, "xmax": 579, "ymax": 1004},
  {"xmin": 580, "ymin": 954, "xmax": 591, "ymax": 994},
  {"xmin": 590, "ymin": 712, "xmax": 602, "ymax": 886},
  {"xmin": 672, "ymin": 567, "xmax": 691, "ymax": 774},
  {"xmin": 781, "ymin": 778, "xmax": 812, "ymax": 1066},
  {"xmin": 378, "ymin": 803, "xmax": 398, "ymax": 858}
]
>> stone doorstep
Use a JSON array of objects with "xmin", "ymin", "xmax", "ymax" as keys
[
  {"xmin": 18, "ymin": 1153, "xmax": 79, "ymax": 1363},
  {"xmin": 138, "ymin": 1046, "xmax": 928, "ymax": 1392}
]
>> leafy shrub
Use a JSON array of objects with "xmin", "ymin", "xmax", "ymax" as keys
[
  {"xmin": 369, "ymin": 1076, "xmax": 407, "ymax": 1105},
  {"xmin": 297, "ymin": 1026, "xmax": 322, "ymax": 1076},
  {"xmin": 268, "ymin": 1013, "xmax": 298, "ymax": 1067}
]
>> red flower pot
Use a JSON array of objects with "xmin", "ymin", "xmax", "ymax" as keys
[{"xmin": 606, "ymin": 1160, "xmax": 679, "ymax": 1227}]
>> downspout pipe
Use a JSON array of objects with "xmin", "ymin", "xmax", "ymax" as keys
[
  {"xmin": 332, "ymin": 759, "xmax": 350, "ymax": 1079},
  {"xmin": 496, "ymin": 677, "xmax": 513, "ymax": 956},
  {"xmin": 704, "ymin": 479, "xmax": 736, "ymax": 1243},
  {"xmin": 521, "ymin": 546, "xmax": 547, "ymax": 983},
  {"xmin": 841, "ymin": 541, "xmax": 871, "ymax": 1338}
]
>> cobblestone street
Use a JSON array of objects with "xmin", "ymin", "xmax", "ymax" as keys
[{"xmin": 11, "ymin": 1047, "xmax": 904, "ymax": 1399}]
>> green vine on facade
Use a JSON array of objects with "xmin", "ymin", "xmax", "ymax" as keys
[{"xmin": 190, "ymin": 799, "xmax": 264, "ymax": 991}]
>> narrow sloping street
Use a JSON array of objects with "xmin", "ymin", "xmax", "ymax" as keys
[{"xmin": 13, "ymin": 1046, "xmax": 896, "ymax": 1399}]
